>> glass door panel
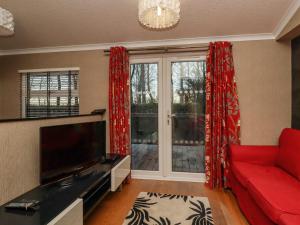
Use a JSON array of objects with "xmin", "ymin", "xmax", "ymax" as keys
[
  {"xmin": 130, "ymin": 63, "xmax": 159, "ymax": 171},
  {"xmin": 170, "ymin": 61, "xmax": 206, "ymax": 173}
]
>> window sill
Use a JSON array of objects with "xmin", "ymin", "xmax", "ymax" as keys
[{"xmin": 0, "ymin": 109, "xmax": 106, "ymax": 123}]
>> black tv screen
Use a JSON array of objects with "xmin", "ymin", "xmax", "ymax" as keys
[{"xmin": 40, "ymin": 121, "xmax": 106, "ymax": 184}]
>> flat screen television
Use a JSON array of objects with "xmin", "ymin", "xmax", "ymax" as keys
[{"xmin": 40, "ymin": 121, "xmax": 106, "ymax": 185}]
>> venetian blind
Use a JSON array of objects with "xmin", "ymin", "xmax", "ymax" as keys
[{"xmin": 21, "ymin": 70, "xmax": 79, "ymax": 118}]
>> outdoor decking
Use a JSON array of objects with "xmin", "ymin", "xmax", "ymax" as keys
[{"xmin": 131, "ymin": 144, "xmax": 205, "ymax": 173}]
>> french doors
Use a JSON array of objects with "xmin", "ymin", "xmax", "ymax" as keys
[{"xmin": 130, "ymin": 55, "xmax": 206, "ymax": 182}]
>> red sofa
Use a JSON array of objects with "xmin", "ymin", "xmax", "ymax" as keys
[{"xmin": 229, "ymin": 128, "xmax": 300, "ymax": 225}]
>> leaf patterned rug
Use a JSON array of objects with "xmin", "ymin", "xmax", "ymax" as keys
[{"xmin": 123, "ymin": 192, "xmax": 214, "ymax": 225}]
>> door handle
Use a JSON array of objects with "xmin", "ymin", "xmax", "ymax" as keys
[
  {"xmin": 167, "ymin": 113, "xmax": 176, "ymax": 119},
  {"xmin": 167, "ymin": 112, "xmax": 176, "ymax": 125}
]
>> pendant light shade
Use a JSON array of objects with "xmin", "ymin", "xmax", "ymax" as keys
[
  {"xmin": 138, "ymin": 0, "xmax": 180, "ymax": 30},
  {"xmin": 0, "ymin": 7, "xmax": 14, "ymax": 36}
]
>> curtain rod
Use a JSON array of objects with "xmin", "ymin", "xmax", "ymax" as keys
[{"xmin": 104, "ymin": 45, "xmax": 209, "ymax": 55}]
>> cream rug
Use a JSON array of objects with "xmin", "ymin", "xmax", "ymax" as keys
[{"xmin": 123, "ymin": 192, "xmax": 214, "ymax": 225}]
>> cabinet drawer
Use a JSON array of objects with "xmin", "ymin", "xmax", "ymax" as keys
[{"xmin": 111, "ymin": 155, "xmax": 131, "ymax": 192}]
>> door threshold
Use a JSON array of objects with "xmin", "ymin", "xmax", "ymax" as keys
[{"xmin": 131, "ymin": 174, "xmax": 205, "ymax": 183}]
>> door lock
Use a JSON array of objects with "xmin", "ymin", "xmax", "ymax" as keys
[{"xmin": 167, "ymin": 112, "xmax": 176, "ymax": 125}]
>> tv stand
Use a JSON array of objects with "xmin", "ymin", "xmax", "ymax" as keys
[
  {"xmin": 103, "ymin": 154, "xmax": 120, "ymax": 163},
  {"xmin": 0, "ymin": 155, "xmax": 131, "ymax": 225},
  {"xmin": 76, "ymin": 167, "xmax": 95, "ymax": 178},
  {"xmin": 81, "ymin": 172, "xmax": 111, "ymax": 217},
  {"xmin": 59, "ymin": 176, "xmax": 75, "ymax": 188}
]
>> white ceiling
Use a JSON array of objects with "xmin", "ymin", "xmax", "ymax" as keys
[{"xmin": 0, "ymin": 0, "xmax": 295, "ymax": 50}]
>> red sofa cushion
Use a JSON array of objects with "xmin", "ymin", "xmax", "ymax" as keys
[
  {"xmin": 279, "ymin": 214, "xmax": 300, "ymax": 225},
  {"xmin": 230, "ymin": 172, "xmax": 275, "ymax": 225},
  {"xmin": 231, "ymin": 161, "xmax": 300, "ymax": 223},
  {"xmin": 276, "ymin": 128, "xmax": 300, "ymax": 180},
  {"xmin": 246, "ymin": 169, "xmax": 300, "ymax": 223},
  {"xmin": 232, "ymin": 161, "xmax": 279, "ymax": 188}
]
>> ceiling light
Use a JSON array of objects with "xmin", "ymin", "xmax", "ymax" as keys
[
  {"xmin": 138, "ymin": 0, "xmax": 180, "ymax": 30},
  {"xmin": 0, "ymin": 7, "xmax": 14, "ymax": 36}
]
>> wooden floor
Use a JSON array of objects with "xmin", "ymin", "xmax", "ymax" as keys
[{"xmin": 85, "ymin": 179, "xmax": 249, "ymax": 225}]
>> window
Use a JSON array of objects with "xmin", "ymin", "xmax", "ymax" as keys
[{"xmin": 21, "ymin": 69, "xmax": 79, "ymax": 118}]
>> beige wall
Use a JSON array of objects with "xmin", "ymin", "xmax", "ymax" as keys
[
  {"xmin": 0, "ymin": 115, "xmax": 103, "ymax": 205},
  {"xmin": 0, "ymin": 40, "xmax": 292, "ymax": 145},
  {"xmin": 0, "ymin": 50, "xmax": 109, "ymax": 119},
  {"xmin": 233, "ymin": 40, "xmax": 291, "ymax": 145}
]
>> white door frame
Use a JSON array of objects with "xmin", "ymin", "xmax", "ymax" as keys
[
  {"xmin": 130, "ymin": 57, "xmax": 164, "ymax": 179},
  {"xmin": 130, "ymin": 55, "xmax": 206, "ymax": 182},
  {"xmin": 163, "ymin": 55, "xmax": 206, "ymax": 182}
]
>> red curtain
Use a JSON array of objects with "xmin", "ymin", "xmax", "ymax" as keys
[
  {"xmin": 205, "ymin": 42, "xmax": 241, "ymax": 189},
  {"xmin": 109, "ymin": 46, "xmax": 130, "ymax": 156}
]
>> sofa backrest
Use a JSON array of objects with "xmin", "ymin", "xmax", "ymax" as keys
[{"xmin": 276, "ymin": 128, "xmax": 300, "ymax": 181}]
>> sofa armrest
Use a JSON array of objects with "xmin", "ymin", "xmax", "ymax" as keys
[{"xmin": 230, "ymin": 145, "xmax": 279, "ymax": 166}]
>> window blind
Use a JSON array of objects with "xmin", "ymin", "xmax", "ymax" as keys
[{"xmin": 21, "ymin": 70, "xmax": 79, "ymax": 118}]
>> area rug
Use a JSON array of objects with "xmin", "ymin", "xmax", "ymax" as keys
[{"xmin": 123, "ymin": 192, "xmax": 214, "ymax": 225}]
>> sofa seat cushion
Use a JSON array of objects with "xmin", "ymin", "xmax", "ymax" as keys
[
  {"xmin": 246, "ymin": 169, "xmax": 300, "ymax": 223},
  {"xmin": 232, "ymin": 162, "xmax": 279, "ymax": 188},
  {"xmin": 279, "ymin": 214, "xmax": 300, "ymax": 225}
]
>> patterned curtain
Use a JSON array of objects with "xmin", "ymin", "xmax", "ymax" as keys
[
  {"xmin": 205, "ymin": 42, "xmax": 241, "ymax": 189},
  {"xmin": 109, "ymin": 46, "xmax": 130, "ymax": 156}
]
